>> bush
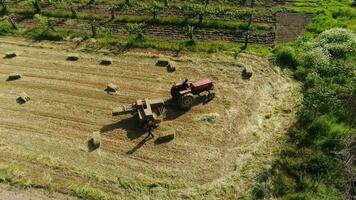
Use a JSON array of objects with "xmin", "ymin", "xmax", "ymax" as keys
[
  {"xmin": 273, "ymin": 45, "xmax": 299, "ymax": 69},
  {"xmin": 302, "ymin": 47, "xmax": 330, "ymax": 71},
  {"xmin": 314, "ymin": 28, "xmax": 356, "ymax": 58},
  {"xmin": 0, "ymin": 22, "xmax": 16, "ymax": 36},
  {"xmin": 305, "ymin": 71, "xmax": 322, "ymax": 88}
]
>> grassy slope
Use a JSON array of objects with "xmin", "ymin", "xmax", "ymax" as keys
[{"xmin": 243, "ymin": 0, "xmax": 356, "ymax": 199}]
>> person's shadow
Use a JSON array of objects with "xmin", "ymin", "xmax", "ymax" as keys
[{"xmin": 126, "ymin": 135, "xmax": 153, "ymax": 155}]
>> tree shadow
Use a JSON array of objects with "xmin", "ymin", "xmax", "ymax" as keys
[
  {"xmin": 126, "ymin": 135, "xmax": 152, "ymax": 155},
  {"xmin": 100, "ymin": 116, "xmax": 145, "ymax": 141}
]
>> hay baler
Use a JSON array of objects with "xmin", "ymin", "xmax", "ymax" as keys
[
  {"xmin": 170, "ymin": 79, "xmax": 215, "ymax": 109},
  {"xmin": 112, "ymin": 98, "xmax": 166, "ymax": 129}
]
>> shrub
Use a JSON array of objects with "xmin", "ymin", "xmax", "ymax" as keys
[
  {"xmin": 314, "ymin": 28, "xmax": 356, "ymax": 58},
  {"xmin": 0, "ymin": 22, "xmax": 16, "ymax": 35},
  {"xmin": 302, "ymin": 47, "xmax": 330, "ymax": 71},
  {"xmin": 273, "ymin": 45, "xmax": 299, "ymax": 69},
  {"xmin": 305, "ymin": 71, "xmax": 322, "ymax": 88},
  {"xmin": 293, "ymin": 66, "xmax": 308, "ymax": 81}
]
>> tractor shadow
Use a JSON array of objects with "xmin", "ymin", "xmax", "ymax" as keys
[
  {"xmin": 100, "ymin": 117, "xmax": 146, "ymax": 141},
  {"xmin": 164, "ymin": 95, "xmax": 212, "ymax": 121}
]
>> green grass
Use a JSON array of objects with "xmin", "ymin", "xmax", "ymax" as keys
[
  {"xmin": 243, "ymin": 1, "xmax": 356, "ymax": 198},
  {"xmin": 71, "ymin": 186, "xmax": 114, "ymax": 200}
]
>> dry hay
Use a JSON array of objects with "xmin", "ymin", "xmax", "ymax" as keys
[
  {"xmin": 156, "ymin": 59, "xmax": 169, "ymax": 67},
  {"xmin": 88, "ymin": 131, "xmax": 101, "ymax": 152},
  {"xmin": 0, "ymin": 37, "xmax": 302, "ymax": 200},
  {"xmin": 105, "ymin": 83, "xmax": 118, "ymax": 94},
  {"xmin": 167, "ymin": 62, "xmax": 176, "ymax": 72},
  {"xmin": 66, "ymin": 54, "xmax": 79, "ymax": 61},
  {"xmin": 100, "ymin": 58, "xmax": 113, "ymax": 66},
  {"xmin": 7, "ymin": 73, "xmax": 22, "ymax": 81},
  {"xmin": 17, "ymin": 92, "xmax": 30, "ymax": 104},
  {"xmin": 156, "ymin": 59, "xmax": 176, "ymax": 72},
  {"xmin": 242, "ymin": 66, "xmax": 253, "ymax": 79},
  {"xmin": 4, "ymin": 51, "xmax": 17, "ymax": 59}
]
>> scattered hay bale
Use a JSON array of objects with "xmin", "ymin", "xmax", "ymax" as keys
[
  {"xmin": 167, "ymin": 62, "xmax": 176, "ymax": 72},
  {"xmin": 88, "ymin": 131, "xmax": 101, "ymax": 152},
  {"xmin": 154, "ymin": 134, "xmax": 175, "ymax": 145},
  {"xmin": 156, "ymin": 59, "xmax": 169, "ymax": 67},
  {"xmin": 7, "ymin": 73, "xmax": 22, "ymax": 81},
  {"xmin": 92, "ymin": 131, "xmax": 101, "ymax": 148},
  {"xmin": 242, "ymin": 66, "xmax": 253, "ymax": 79},
  {"xmin": 17, "ymin": 92, "xmax": 30, "ymax": 104},
  {"xmin": 105, "ymin": 83, "xmax": 118, "ymax": 94},
  {"xmin": 156, "ymin": 59, "xmax": 176, "ymax": 72},
  {"xmin": 4, "ymin": 51, "xmax": 17, "ymax": 59},
  {"xmin": 100, "ymin": 58, "xmax": 112, "ymax": 66},
  {"xmin": 66, "ymin": 54, "xmax": 79, "ymax": 61}
]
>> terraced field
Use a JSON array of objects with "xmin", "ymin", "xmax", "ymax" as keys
[{"xmin": 4, "ymin": 0, "xmax": 318, "ymax": 45}]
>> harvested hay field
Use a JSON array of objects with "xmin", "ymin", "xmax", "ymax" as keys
[{"xmin": 0, "ymin": 37, "xmax": 301, "ymax": 199}]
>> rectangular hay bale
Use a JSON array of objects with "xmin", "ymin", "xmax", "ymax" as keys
[
  {"xmin": 66, "ymin": 54, "xmax": 79, "ymax": 61},
  {"xmin": 106, "ymin": 83, "xmax": 118, "ymax": 93},
  {"xmin": 7, "ymin": 73, "xmax": 22, "ymax": 81},
  {"xmin": 100, "ymin": 58, "xmax": 113, "ymax": 66},
  {"xmin": 17, "ymin": 92, "xmax": 30, "ymax": 104},
  {"xmin": 4, "ymin": 51, "xmax": 17, "ymax": 59},
  {"xmin": 156, "ymin": 59, "xmax": 169, "ymax": 67}
]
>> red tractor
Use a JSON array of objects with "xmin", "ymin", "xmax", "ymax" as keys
[{"xmin": 170, "ymin": 79, "xmax": 215, "ymax": 109}]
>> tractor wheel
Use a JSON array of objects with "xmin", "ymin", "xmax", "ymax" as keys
[
  {"xmin": 179, "ymin": 93, "xmax": 194, "ymax": 109},
  {"xmin": 207, "ymin": 90, "xmax": 215, "ymax": 100}
]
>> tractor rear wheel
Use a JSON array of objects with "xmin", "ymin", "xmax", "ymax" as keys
[{"xmin": 179, "ymin": 93, "xmax": 194, "ymax": 109}]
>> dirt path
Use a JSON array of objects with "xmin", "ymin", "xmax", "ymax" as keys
[{"xmin": 0, "ymin": 36, "xmax": 301, "ymax": 199}]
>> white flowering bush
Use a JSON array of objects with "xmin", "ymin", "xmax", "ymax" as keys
[
  {"xmin": 303, "ymin": 47, "xmax": 330, "ymax": 69},
  {"xmin": 314, "ymin": 28, "xmax": 356, "ymax": 58}
]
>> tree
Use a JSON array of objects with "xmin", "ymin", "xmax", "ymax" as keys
[
  {"xmin": 90, "ymin": 20, "xmax": 97, "ymax": 38},
  {"xmin": 70, "ymin": 4, "xmax": 77, "ymax": 19},
  {"xmin": 7, "ymin": 15, "xmax": 18, "ymax": 30},
  {"xmin": 241, "ymin": 0, "xmax": 254, "ymax": 50},
  {"xmin": 148, "ymin": 2, "xmax": 164, "ymax": 20},
  {"xmin": 88, "ymin": 0, "xmax": 95, "ymax": 5},
  {"xmin": 124, "ymin": 23, "xmax": 145, "ymax": 40},
  {"xmin": 33, "ymin": 0, "xmax": 41, "ymax": 13},
  {"xmin": 0, "ymin": 0, "xmax": 7, "ymax": 14},
  {"xmin": 192, "ymin": 4, "xmax": 207, "ymax": 26},
  {"xmin": 186, "ymin": 25, "xmax": 194, "ymax": 41}
]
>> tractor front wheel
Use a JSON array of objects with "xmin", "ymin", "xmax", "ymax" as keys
[
  {"xmin": 179, "ymin": 93, "xmax": 194, "ymax": 109},
  {"xmin": 207, "ymin": 90, "xmax": 215, "ymax": 100}
]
